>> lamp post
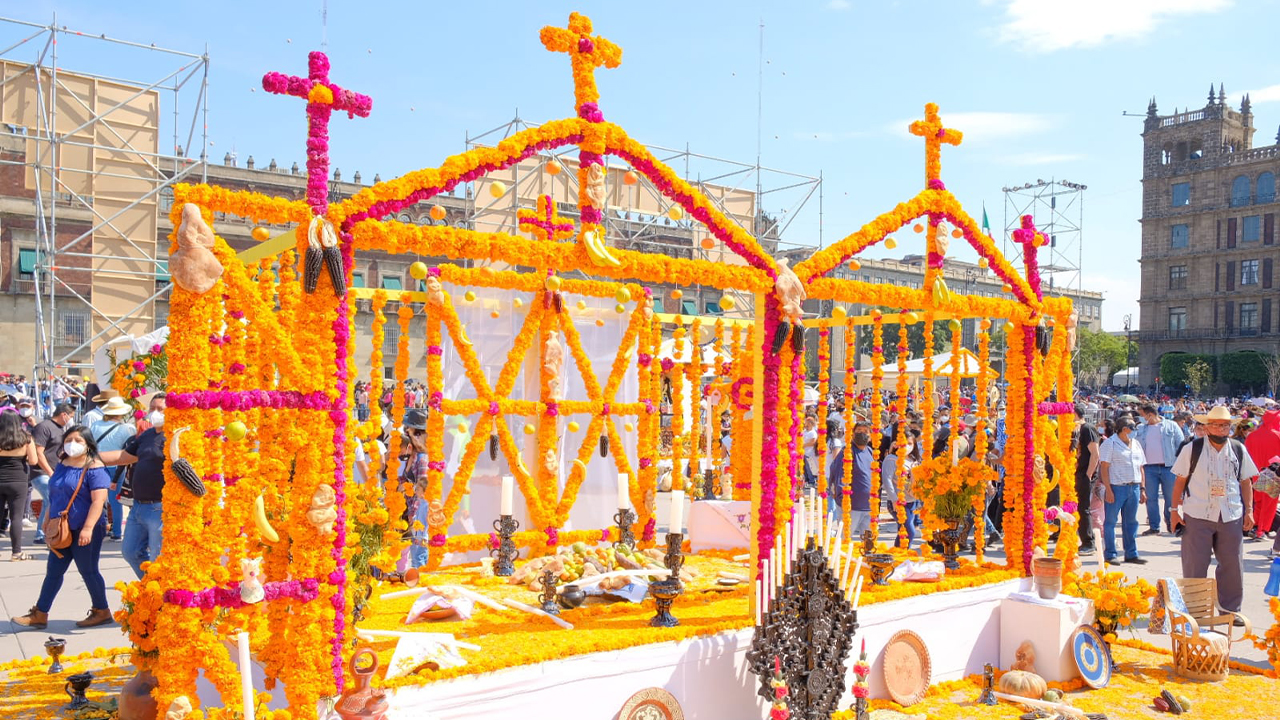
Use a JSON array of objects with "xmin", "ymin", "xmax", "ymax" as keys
[{"xmin": 1123, "ymin": 314, "xmax": 1133, "ymax": 392}]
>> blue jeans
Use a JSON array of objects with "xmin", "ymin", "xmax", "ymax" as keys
[
  {"xmin": 409, "ymin": 499, "xmax": 430, "ymax": 568},
  {"xmin": 36, "ymin": 523, "xmax": 108, "ymax": 612},
  {"xmin": 106, "ymin": 469, "xmax": 124, "ymax": 538},
  {"xmin": 122, "ymin": 502, "xmax": 163, "ymax": 579},
  {"xmin": 1143, "ymin": 465, "xmax": 1176, "ymax": 532},
  {"xmin": 897, "ymin": 500, "xmax": 922, "ymax": 548},
  {"xmin": 1103, "ymin": 484, "xmax": 1141, "ymax": 561},
  {"xmin": 31, "ymin": 474, "xmax": 49, "ymax": 542}
]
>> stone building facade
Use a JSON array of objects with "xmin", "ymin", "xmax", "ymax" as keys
[{"xmin": 1136, "ymin": 86, "xmax": 1280, "ymax": 385}]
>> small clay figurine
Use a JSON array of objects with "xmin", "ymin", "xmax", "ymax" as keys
[
  {"xmin": 426, "ymin": 500, "xmax": 446, "ymax": 529},
  {"xmin": 170, "ymin": 203, "xmax": 223, "ymax": 294},
  {"xmin": 543, "ymin": 330, "xmax": 565, "ymax": 400},
  {"xmin": 424, "ymin": 276, "xmax": 445, "ymax": 308},
  {"xmin": 585, "ymin": 163, "xmax": 607, "ymax": 208},
  {"xmin": 307, "ymin": 484, "xmax": 338, "ymax": 534},
  {"xmin": 240, "ymin": 557, "xmax": 264, "ymax": 604},
  {"xmin": 164, "ymin": 695, "xmax": 193, "ymax": 720},
  {"xmin": 1011, "ymin": 640, "xmax": 1038, "ymax": 674}
]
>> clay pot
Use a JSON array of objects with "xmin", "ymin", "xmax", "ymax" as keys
[
  {"xmin": 335, "ymin": 648, "xmax": 389, "ymax": 720},
  {"xmin": 1031, "ymin": 557, "xmax": 1063, "ymax": 600},
  {"xmin": 118, "ymin": 669, "xmax": 160, "ymax": 720},
  {"xmin": 558, "ymin": 584, "xmax": 586, "ymax": 610}
]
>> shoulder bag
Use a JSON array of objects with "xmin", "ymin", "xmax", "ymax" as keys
[{"xmin": 44, "ymin": 465, "xmax": 88, "ymax": 558}]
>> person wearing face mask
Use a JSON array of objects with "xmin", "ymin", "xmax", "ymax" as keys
[
  {"xmin": 1170, "ymin": 406, "xmax": 1258, "ymax": 621},
  {"xmin": 15, "ymin": 397, "xmax": 38, "ymax": 432},
  {"xmin": 88, "ymin": 396, "xmax": 137, "ymax": 541},
  {"xmin": 1099, "ymin": 418, "xmax": 1149, "ymax": 565},
  {"xmin": 837, "ymin": 421, "xmax": 875, "ymax": 536},
  {"xmin": 11, "ymin": 425, "xmax": 114, "ymax": 630},
  {"xmin": 100, "ymin": 394, "xmax": 167, "ymax": 578},
  {"xmin": 28, "ymin": 403, "xmax": 75, "ymax": 544}
]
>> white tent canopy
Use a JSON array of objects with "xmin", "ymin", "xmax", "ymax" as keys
[{"xmin": 1111, "ymin": 367, "xmax": 1141, "ymax": 385}]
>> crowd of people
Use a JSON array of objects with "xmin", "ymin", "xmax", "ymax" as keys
[
  {"xmin": 801, "ymin": 385, "xmax": 1279, "ymax": 623},
  {"xmin": 1, "ymin": 382, "xmax": 169, "ymax": 630}
]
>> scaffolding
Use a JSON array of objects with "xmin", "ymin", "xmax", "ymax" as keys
[
  {"xmin": 1001, "ymin": 178, "xmax": 1085, "ymax": 294},
  {"xmin": 0, "ymin": 14, "xmax": 208, "ymax": 397},
  {"xmin": 463, "ymin": 115, "xmax": 823, "ymax": 314}
]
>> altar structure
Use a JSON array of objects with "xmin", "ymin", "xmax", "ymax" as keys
[{"xmin": 107, "ymin": 12, "xmax": 1096, "ymax": 720}]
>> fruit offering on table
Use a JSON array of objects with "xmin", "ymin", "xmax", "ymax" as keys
[
  {"xmin": 1153, "ymin": 689, "xmax": 1190, "ymax": 714},
  {"xmin": 508, "ymin": 542, "xmax": 696, "ymax": 593}
]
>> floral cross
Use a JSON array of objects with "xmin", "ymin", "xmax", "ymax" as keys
[
  {"xmin": 519, "ymin": 195, "xmax": 575, "ymax": 242},
  {"xmin": 262, "ymin": 52, "xmax": 373, "ymax": 215},
  {"xmin": 540, "ymin": 12, "xmax": 622, "ymax": 117},
  {"xmin": 908, "ymin": 102, "xmax": 963, "ymax": 186},
  {"xmin": 1011, "ymin": 214, "xmax": 1046, "ymax": 300}
]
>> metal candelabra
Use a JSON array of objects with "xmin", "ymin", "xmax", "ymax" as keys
[
  {"xmin": 490, "ymin": 514, "xmax": 519, "ymax": 576},
  {"xmin": 538, "ymin": 568, "xmax": 560, "ymax": 616},
  {"xmin": 649, "ymin": 532, "xmax": 685, "ymax": 627},
  {"xmin": 613, "ymin": 507, "xmax": 636, "ymax": 550}
]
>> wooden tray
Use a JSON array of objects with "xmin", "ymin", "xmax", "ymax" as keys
[
  {"xmin": 882, "ymin": 629, "xmax": 932, "ymax": 707},
  {"xmin": 618, "ymin": 687, "xmax": 684, "ymax": 720}
]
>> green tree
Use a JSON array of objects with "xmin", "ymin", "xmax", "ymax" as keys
[
  {"xmin": 1075, "ymin": 327, "xmax": 1129, "ymax": 387},
  {"xmin": 1161, "ymin": 353, "xmax": 1215, "ymax": 390},
  {"xmin": 1219, "ymin": 351, "xmax": 1268, "ymax": 393},
  {"xmin": 1185, "ymin": 359, "xmax": 1213, "ymax": 397}
]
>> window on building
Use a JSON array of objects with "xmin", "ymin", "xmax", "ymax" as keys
[
  {"xmin": 681, "ymin": 299, "xmax": 698, "ymax": 316},
  {"xmin": 704, "ymin": 301, "xmax": 723, "ymax": 315},
  {"xmin": 1259, "ymin": 172, "xmax": 1277, "ymax": 203},
  {"xmin": 1241, "ymin": 302, "xmax": 1259, "ymax": 329},
  {"xmin": 17, "ymin": 248, "xmax": 36, "ymax": 278},
  {"xmin": 1170, "ymin": 224, "xmax": 1189, "ymax": 249},
  {"xmin": 1168, "ymin": 264, "xmax": 1188, "ymax": 290},
  {"xmin": 352, "ymin": 272, "xmax": 365, "ymax": 289},
  {"xmin": 60, "ymin": 312, "xmax": 88, "ymax": 346},
  {"xmin": 1172, "ymin": 183, "xmax": 1190, "ymax": 207},
  {"xmin": 1243, "ymin": 215, "xmax": 1262, "ymax": 242},
  {"xmin": 156, "ymin": 260, "xmax": 170, "ymax": 288},
  {"xmin": 1231, "ymin": 175, "xmax": 1252, "ymax": 207},
  {"xmin": 1242, "ymin": 259, "xmax": 1260, "ymax": 285},
  {"xmin": 1168, "ymin": 307, "xmax": 1187, "ymax": 334},
  {"xmin": 652, "ymin": 297, "xmax": 664, "ymax": 314},
  {"xmin": 381, "ymin": 276, "xmax": 403, "ymax": 291}
]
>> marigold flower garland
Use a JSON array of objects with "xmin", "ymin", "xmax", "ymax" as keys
[
  {"xmin": 869, "ymin": 314, "xmax": 885, "ymax": 531},
  {"xmin": 816, "ymin": 327, "xmax": 831, "ymax": 500}
]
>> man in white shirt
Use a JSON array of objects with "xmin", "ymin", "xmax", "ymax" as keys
[
  {"xmin": 1099, "ymin": 418, "xmax": 1148, "ymax": 564},
  {"xmin": 1135, "ymin": 403, "xmax": 1184, "ymax": 536},
  {"xmin": 1170, "ymin": 406, "xmax": 1257, "ymax": 616}
]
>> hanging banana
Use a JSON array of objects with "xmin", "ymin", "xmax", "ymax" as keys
[
  {"xmin": 252, "ymin": 493, "xmax": 280, "ymax": 544},
  {"xmin": 582, "ymin": 229, "xmax": 622, "ymax": 268}
]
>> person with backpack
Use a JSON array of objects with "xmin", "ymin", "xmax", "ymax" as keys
[{"xmin": 1169, "ymin": 406, "xmax": 1258, "ymax": 620}]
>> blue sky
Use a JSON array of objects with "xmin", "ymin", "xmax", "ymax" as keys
[{"xmin": 8, "ymin": 0, "xmax": 1280, "ymax": 331}]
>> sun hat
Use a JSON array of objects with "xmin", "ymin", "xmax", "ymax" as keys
[
  {"xmin": 1193, "ymin": 406, "xmax": 1238, "ymax": 424},
  {"xmin": 402, "ymin": 408, "xmax": 428, "ymax": 431},
  {"xmin": 91, "ymin": 388, "xmax": 121, "ymax": 403},
  {"xmin": 101, "ymin": 396, "xmax": 133, "ymax": 416}
]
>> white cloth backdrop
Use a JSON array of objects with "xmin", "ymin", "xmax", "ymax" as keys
[{"xmin": 440, "ymin": 284, "xmax": 639, "ymax": 560}]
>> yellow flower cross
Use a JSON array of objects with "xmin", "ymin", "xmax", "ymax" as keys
[
  {"xmin": 540, "ymin": 12, "xmax": 623, "ymax": 111},
  {"xmin": 518, "ymin": 195, "xmax": 575, "ymax": 242},
  {"xmin": 908, "ymin": 103, "xmax": 963, "ymax": 185}
]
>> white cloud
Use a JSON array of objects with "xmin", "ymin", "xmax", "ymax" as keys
[
  {"xmin": 993, "ymin": 0, "xmax": 1232, "ymax": 53},
  {"xmin": 886, "ymin": 112, "xmax": 1056, "ymax": 142},
  {"xmin": 827, "ymin": 0, "xmax": 852, "ymax": 10},
  {"xmin": 992, "ymin": 152, "xmax": 1084, "ymax": 166},
  {"xmin": 1234, "ymin": 84, "xmax": 1280, "ymax": 105}
]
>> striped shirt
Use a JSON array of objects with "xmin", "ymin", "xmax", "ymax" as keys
[{"xmin": 1100, "ymin": 434, "xmax": 1146, "ymax": 486}]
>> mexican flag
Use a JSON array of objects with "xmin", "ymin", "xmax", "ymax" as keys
[{"xmin": 981, "ymin": 204, "xmax": 992, "ymax": 237}]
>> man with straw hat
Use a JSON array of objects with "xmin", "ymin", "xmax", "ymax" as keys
[
  {"xmin": 1170, "ymin": 405, "xmax": 1257, "ymax": 619},
  {"xmin": 89, "ymin": 395, "xmax": 136, "ymax": 541}
]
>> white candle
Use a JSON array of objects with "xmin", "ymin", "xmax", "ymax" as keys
[
  {"xmin": 669, "ymin": 490, "xmax": 684, "ymax": 532},
  {"xmin": 783, "ymin": 520, "xmax": 792, "ymax": 575},
  {"xmin": 617, "ymin": 473, "xmax": 630, "ymax": 510},
  {"xmin": 773, "ymin": 534, "xmax": 783, "ymax": 589},
  {"xmin": 500, "ymin": 475, "xmax": 514, "ymax": 516},
  {"xmin": 852, "ymin": 576, "xmax": 864, "ymax": 609},
  {"xmin": 237, "ymin": 631, "xmax": 255, "ymax": 720},
  {"xmin": 830, "ymin": 537, "xmax": 843, "ymax": 583}
]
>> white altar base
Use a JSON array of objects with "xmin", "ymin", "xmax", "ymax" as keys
[{"xmin": 387, "ymin": 577, "xmax": 1026, "ymax": 720}]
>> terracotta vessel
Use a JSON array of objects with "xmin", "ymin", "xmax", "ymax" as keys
[
  {"xmin": 335, "ymin": 648, "xmax": 389, "ymax": 720},
  {"xmin": 118, "ymin": 669, "xmax": 160, "ymax": 720},
  {"xmin": 1031, "ymin": 557, "xmax": 1063, "ymax": 600}
]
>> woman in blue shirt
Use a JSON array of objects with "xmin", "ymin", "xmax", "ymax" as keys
[{"xmin": 10, "ymin": 424, "xmax": 113, "ymax": 629}]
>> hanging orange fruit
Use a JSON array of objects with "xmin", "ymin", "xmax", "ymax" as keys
[
  {"xmin": 252, "ymin": 227, "xmax": 270, "ymax": 242},
  {"xmin": 885, "ymin": 238, "xmax": 898, "ymax": 250},
  {"xmin": 977, "ymin": 257, "xmax": 989, "ymax": 269},
  {"xmin": 623, "ymin": 171, "xmax": 638, "ymax": 185},
  {"xmin": 546, "ymin": 160, "xmax": 562, "ymax": 176},
  {"xmin": 671, "ymin": 289, "xmax": 683, "ymax": 300},
  {"xmin": 409, "ymin": 262, "xmax": 429, "ymax": 280},
  {"xmin": 913, "ymin": 224, "xmax": 924, "ymax": 233},
  {"xmin": 951, "ymin": 228, "xmax": 963, "ymax": 239},
  {"xmin": 848, "ymin": 259, "xmax": 861, "ymax": 271},
  {"xmin": 489, "ymin": 181, "xmax": 507, "ymax": 198},
  {"xmin": 701, "ymin": 238, "xmax": 716, "ymax": 250},
  {"xmin": 831, "ymin": 306, "xmax": 847, "ymax": 320},
  {"xmin": 667, "ymin": 206, "xmax": 684, "ymax": 221},
  {"xmin": 429, "ymin": 205, "xmax": 447, "ymax": 221},
  {"xmin": 720, "ymin": 295, "xmax": 736, "ymax": 310}
]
